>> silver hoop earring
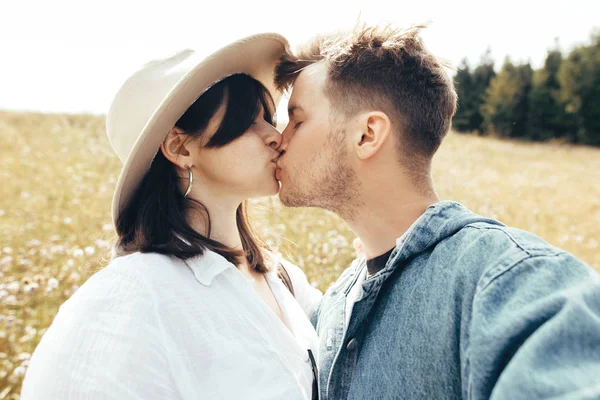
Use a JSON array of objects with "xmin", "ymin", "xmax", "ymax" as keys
[{"xmin": 183, "ymin": 166, "xmax": 193, "ymax": 198}]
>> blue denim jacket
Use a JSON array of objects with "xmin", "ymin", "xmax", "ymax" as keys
[{"xmin": 314, "ymin": 201, "xmax": 600, "ymax": 400}]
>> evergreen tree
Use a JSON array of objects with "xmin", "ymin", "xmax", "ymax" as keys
[
  {"xmin": 482, "ymin": 58, "xmax": 533, "ymax": 138},
  {"xmin": 528, "ymin": 42, "xmax": 570, "ymax": 141}
]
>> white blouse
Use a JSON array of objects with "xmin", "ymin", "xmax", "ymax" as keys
[{"xmin": 21, "ymin": 250, "xmax": 322, "ymax": 400}]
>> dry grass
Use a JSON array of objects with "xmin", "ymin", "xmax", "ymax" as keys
[{"xmin": 0, "ymin": 111, "xmax": 598, "ymax": 398}]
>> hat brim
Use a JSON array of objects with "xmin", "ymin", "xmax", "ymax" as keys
[{"xmin": 111, "ymin": 33, "xmax": 289, "ymax": 227}]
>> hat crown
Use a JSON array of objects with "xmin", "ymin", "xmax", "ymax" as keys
[{"xmin": 106, "ymin": 49, "xmax": 199, "ymax": 164}]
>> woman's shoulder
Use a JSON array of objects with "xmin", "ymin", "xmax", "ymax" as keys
[
  {"xmin": 63, "ymin": 252, "xmax": 186, "ymax": 309},
  {"xmin": 265, "ymin": 251, "xmax": 304, "ymax": 281},
  {"xmin": 105, "ymin": 251, "xmax": 191, "ymax": 282},
  {"xmin": 267, "ymin": 251, "xmax": 322, "ymax": 316},
  {"xmin": 107, "ymin": 250, "xmax": 178, "ymax": 270},
  {"xmin": 23, "ymin": 255, "xmax": 174, "ymax": 399},
  {"xmin": 278, "ymin": 258, "xmax": 310, "ymax": 285}
]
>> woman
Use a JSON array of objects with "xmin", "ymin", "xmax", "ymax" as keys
[{"xmin": 21, "ymin": 33, "xmax": 322, "ymax": 400}]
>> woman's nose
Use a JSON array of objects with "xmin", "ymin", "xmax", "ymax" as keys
[{"xmin": 265, "ymin": 126, "xmax": 282, "ymax": 149}]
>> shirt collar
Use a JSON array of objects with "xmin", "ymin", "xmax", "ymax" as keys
[
  {"xmin": 185, "ymin": 250, "xmax": 232, "ymax": 286},
  {"xmin": 184, "ymin": 248, "xmax": 280, "ymax": 286}
]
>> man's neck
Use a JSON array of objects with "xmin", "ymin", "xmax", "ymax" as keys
[{"xmin": 344, "ymin": 179, "xmax": 439, "ymax": 259}]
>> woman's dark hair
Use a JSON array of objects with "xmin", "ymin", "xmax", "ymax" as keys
[{"xmin": 114, "ymin": 73, "xmax": 276, "ymax": 272}]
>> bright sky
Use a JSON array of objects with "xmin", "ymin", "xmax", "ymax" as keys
[{"xmin": 1, "ymin": 0, "xmax": 598, "ymax": 116}]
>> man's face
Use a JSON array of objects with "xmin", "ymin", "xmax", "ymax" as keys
[{"xmin": 276, "ymin": 62, "xmax": 358, "ymax": 215}]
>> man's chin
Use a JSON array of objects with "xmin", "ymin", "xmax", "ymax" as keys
[
  {"xmin": 277, "ymin": 186, "xmax": 292, "ymax": 206},
  {"xmin": 277, "ymin": 184, "xmax": 301, "ymax": 207}
]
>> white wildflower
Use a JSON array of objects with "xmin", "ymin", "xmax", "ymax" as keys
[
  {"xmin": 26, "ymin": 239, "xmax": 41, "ymax": 247},
  {"xmin": 50, "ymin": 244, "xmax": 66, "ymax": 254},
  {"xmin": 84, "ymin": 246, "xmax": 95, "ymax": 256},
  {"xmin": 73, "ymin": 249, "xmax": 84, "ymax": 257},
  {"xmin": 0, "ymin": 256, "xmax": 12, "ymax": 266},
  {"xmin": 48, "ymin": 278, "xmax": 59, "ymax": 289},
  {"xmin": 64, "ymin": 217, "xmax": 73, "ymax": 224},
  {"xmin": 95, "ymin": 239, "xmax": 110, "ymax": 249},
  {"xmin": 7, "ymin": 281, "xmax": 19, "ymax": 292},
  {"xmin": 559, "ymin": 234, "xmax": 569, "ymax": 244},
  {"xmin": 19, "ymin": 259, "xmax": 32, "ymax": 266}
]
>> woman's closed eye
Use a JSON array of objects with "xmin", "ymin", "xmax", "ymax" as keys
[{"xmin": 252, "ymin": 114, "xmax": 275, "ymax": 127}]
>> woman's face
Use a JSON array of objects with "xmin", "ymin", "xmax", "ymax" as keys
[{"xmin": 189, "ymin": 100, "xmax": 282, "ymax": 200}]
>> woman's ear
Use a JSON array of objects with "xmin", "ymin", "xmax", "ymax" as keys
[{"xmin": 160, "ymin": 127, "xmax": 192, "ymax": 168}]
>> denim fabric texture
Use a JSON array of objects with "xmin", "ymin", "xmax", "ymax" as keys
[{"xmin": 314, "ymin": 201, "xmax": 600, "ymax": 400}]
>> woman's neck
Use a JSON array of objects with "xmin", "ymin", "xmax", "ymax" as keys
[{"xmin": 186, "ymin": 198, "xmax": 244, "ymax": 251}]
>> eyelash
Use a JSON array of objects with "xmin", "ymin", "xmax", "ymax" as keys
[{"xmin": 293, "ymin": 122, "xmax": 302, "ymax": 129}]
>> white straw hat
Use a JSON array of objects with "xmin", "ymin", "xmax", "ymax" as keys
[{"xmin": 106, "ymin": 33, "xmax": 289, "ymax": 227}]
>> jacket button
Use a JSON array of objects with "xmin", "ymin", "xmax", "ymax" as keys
[{"xmin": 346, "ymin": 338, "xmax": 357, "ymax": 351}]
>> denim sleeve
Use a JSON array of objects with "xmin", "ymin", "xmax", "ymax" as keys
[{"xmin": 466, "ymin": 252, "xmax": 600, "ymax": 400}]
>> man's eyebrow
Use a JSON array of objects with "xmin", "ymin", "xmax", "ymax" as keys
[{"xmin": 288, "ymin": 105, "xmax": 304, "ymax": 117}]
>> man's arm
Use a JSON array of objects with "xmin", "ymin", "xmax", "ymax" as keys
[{"xmin": 466, "ymin": 252, "xmax": 600, "ymax": 399}]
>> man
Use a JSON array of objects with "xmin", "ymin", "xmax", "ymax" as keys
[{"xmin": 274, "ymin": 24, "xmax": 600, "ymax": 400}]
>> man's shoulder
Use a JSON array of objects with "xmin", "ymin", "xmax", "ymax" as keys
[
  {"xmin": 443, "ymin": 221, "xmax": 594, "ymax": 292},
  {"xmin": 459, "ymin": 221, "xmax": 562, "ymax": 255},
  {"xmin": 451, "ymin": 221, "xmax": 570, "ymax": 267}
]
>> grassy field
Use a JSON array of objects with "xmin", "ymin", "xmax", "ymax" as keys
[{"xmin": 1, "ymin": 111, "xmax": 599, "ymax": 397}]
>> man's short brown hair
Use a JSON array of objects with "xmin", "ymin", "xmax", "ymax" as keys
[{"xmin": 276, "ymin": 24, "xmax": 457, "ymax": 166}]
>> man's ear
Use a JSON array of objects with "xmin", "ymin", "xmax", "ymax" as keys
[
  {"xmin": 353, "ymin": 111, "xmax": 391, "ymax": 160},
  {"xmin": 160, "ymin": 127, "xmax": 192, "ymax": 168}
]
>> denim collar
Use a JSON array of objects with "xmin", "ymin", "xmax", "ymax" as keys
[{"xmin": 362, "ymin": 201, "xmax": 503, "ymax": 291}]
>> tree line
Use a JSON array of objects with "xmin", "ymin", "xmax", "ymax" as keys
[{"xmin": 453, "ymin": 32, "xmax": 600, "ymax": 146}]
